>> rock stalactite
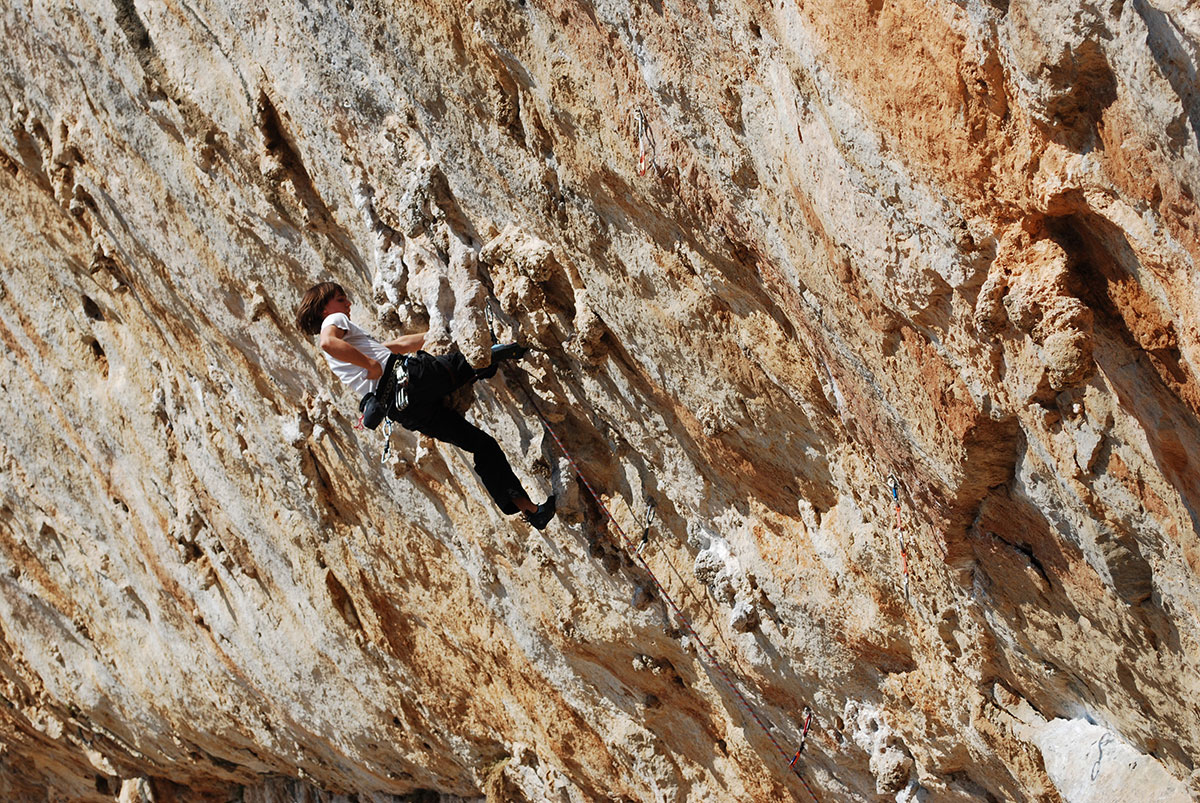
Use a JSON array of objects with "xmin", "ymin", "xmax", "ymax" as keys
[{"xmin": 1, "ymin": 0, "xmax": 1198, "ymax": 800}]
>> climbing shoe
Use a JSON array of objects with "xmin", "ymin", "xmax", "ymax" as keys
[
  {"xmin": 525, "ymin": 495, "xmax": 557, "ymax": 530},
  {"xmin": 474, "ymin": 343, "xmax": 528, "ymax": 381},
  {"xmin": 490, "ymin": 342, "xmax": 529, "ymax": 363}
]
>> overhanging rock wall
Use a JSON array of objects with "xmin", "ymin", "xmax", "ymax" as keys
[{"xmin": 1, "ymin": 1, "xmax": 1198, "ymax": 800}]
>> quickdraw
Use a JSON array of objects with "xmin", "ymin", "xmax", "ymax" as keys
[
  {"xmin": 485, "ymin": 303, "xmax": 499, "ymax": 345},
  {"xmin": 637, "ymin": 498, "xmax": 656, "ymax": 556},
  {"xmin": 634, "ymin": 106, "xmax": 657, "ymax": 176},
  {"xmin": 789, "ymin": 708, "xmax": 814, "ymax": 767},
  {"xmin": 381, "ymin": 419, "xmax": 395, "ymax": 460}
]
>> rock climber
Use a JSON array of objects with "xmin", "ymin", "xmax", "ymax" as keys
[{"xmin": 295, "ymin": 281, "xmax": 556, "ymax": 529}]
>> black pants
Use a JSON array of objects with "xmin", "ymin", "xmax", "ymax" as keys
[{"xmin": 393, "ymin": 351, "xmax": 526, "ymax": 515}]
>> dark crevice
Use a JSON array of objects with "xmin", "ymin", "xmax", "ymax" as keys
[
  {"xmin": 256, "ymin": 91, "xmax": 367, "ymax": 274},
  {"xmin": 325, "ymin": 570, "xmax": 363, "ymax": 632},
  {"xmin": 299, "ymin": 444, "xmax": 358, "ymax": 528},
  {"xmin": 110, "ymin": 0, "xmax": 174, "ymax": 105},
  {"xmin": 111, "ymin": 0, "xmax": 153, "ymax": 61},
  {"xmin": 11, "ymin": 125, "xmax": 53, "ymax": 193},
  {"xmin": 0, "ymin": 148, "xmax": 18, "ymax": 176},
  {"xmin": 1134, "ymin": 0, "xmax": 1200, "ymax": 153},
  {"xmin": 1052, "ymin": 211, "xmax": 1197, "ymax": 415},
  {"xmin": 1050, "ymin": 210, "xmax": 1200, "ymax": 539},
  {"xmin": 85, "ymin": 337, "xmax": 109, "ymax": 377},
  {"xmin": 81, "ymin": 295, "xmax": 104, "ymax": 321},
  {"xmin": 993, "ymin": 531, "xmax": 1052, "ymax": 589}
]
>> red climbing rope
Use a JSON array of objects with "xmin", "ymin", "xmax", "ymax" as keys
[{"xmin": 520, "ymin": 385, "xmax": 820, "ymax": 803}]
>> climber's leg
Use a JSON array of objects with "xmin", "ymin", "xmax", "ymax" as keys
[{"xmin": 412, "ymin": 409, "xmax": 532, "ymax": 517}]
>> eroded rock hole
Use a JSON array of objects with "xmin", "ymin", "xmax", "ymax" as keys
[
  {"xmin": 325, "ymin": 570, "xmax": 362, "ymax": 632},
  {"xmin": 82, "ymin": 295, "xmax": 103, "ymax": 321},
  {"xmin": 85, "ymin": 337, "xmax": 108, "ymax": 376}
]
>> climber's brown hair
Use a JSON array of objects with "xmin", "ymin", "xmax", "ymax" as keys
[{"xmin": 295, "ymin": 281, "xmax": 345, "ymax": 336}]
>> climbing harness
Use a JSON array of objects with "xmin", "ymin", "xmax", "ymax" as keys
[
  {"xmin": 518, "ymin": 382, "xmax": 820, "ymax": 802},
  {"xmin": 888, "ymin": 475, "xmax": 911, "ymax": 601},
  {"xmin": 359, "ymin": 354, "xmax": 409, "ymax": 431},
  {"xmin": 790, "ymin": 708, "xmax": 814, "ymax": 767},
  {"xmin": 634, "ymin": 107, "xmax": 657, "ymax": 177}
]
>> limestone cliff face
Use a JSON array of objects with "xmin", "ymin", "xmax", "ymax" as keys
[{"xmin": 1, "ymin": 0, "xmax": 1198, "ymax": 800}]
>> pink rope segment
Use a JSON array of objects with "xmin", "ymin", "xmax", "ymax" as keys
[{"xmin": 889, "ymin": 476, "xmax": 910, "ymax": 600}]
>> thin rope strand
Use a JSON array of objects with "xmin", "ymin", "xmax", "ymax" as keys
[{"xmin": 520, "ymin": 384, "xmax": 820, "ymax": 802}]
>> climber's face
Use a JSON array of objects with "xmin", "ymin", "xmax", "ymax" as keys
[{"xmin": 322, "ymin": 290, "xmax": 351, "ymax": 319}]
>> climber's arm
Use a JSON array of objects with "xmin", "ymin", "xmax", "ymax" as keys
[
  {"xmin": 383, "ymin": 331, "xmax": 426, "ymax": 354},
  {"xmin": 319, "ymin": 323, "xmax": 383, "ymax": 380}
]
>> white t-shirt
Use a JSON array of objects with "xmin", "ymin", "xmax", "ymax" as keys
[{"xmin": 320, "ymin": 312, "xmax": 393, "ymax": 396}]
